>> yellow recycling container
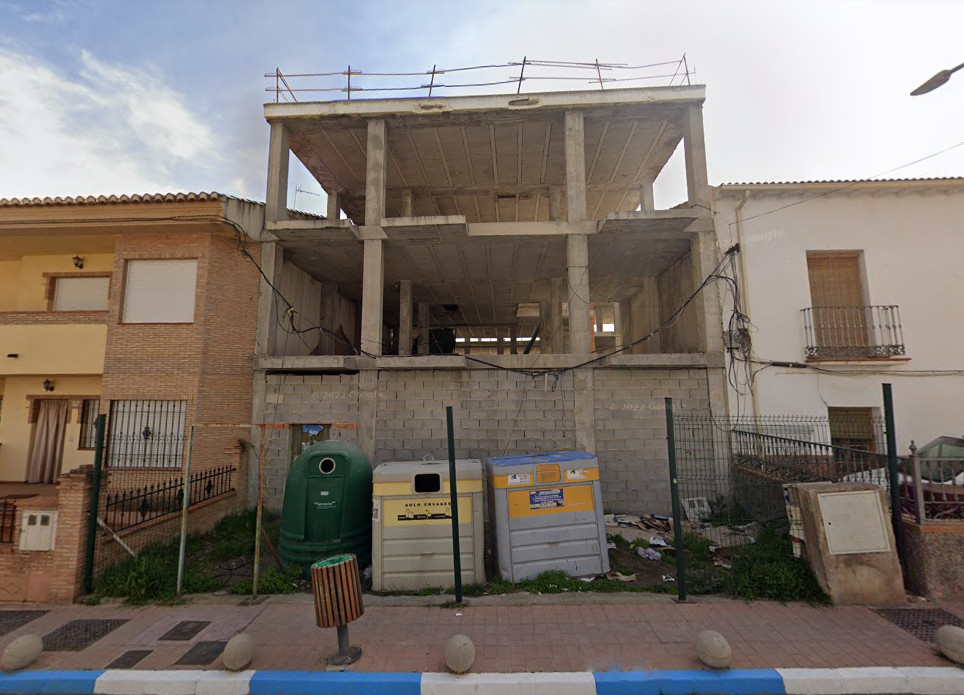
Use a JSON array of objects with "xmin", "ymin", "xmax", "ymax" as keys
[{"xmin": 371, "ymin": 459, "xmax": 484, "ymax": 591}]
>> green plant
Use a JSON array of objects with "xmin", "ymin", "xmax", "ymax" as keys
[
  {"xmin": 608, "ymin": 533, "xmax": 631, "ymax": 550},
  {"xmin": 486, "ymin": 576, "xmax": 514, "ymax": 595},
  {"xmin": 228, "ymin": 566, "xmax": 302, "ymax": 595},
  {"xmin": 416, "ymin": 586, "xmax": 445, "ymax": 596},
  {"xmin": 723, "ymin": 529, "xmax": 830, "ymax": 604},
  {"xmin": 681, "ymin": 532, "xmax": 713, "ymax": 562},
  {"xmin": 95, "ymin": 541, "xmax": 217, "ymax": 604},
  {"xmin": 461, "ymin": 583, "xmax": 487, "ymax": 597}
]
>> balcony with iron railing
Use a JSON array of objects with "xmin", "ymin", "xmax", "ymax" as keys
[{"xmin": 802, "ymin": 305, "xmax": 905, "ymax": 360}]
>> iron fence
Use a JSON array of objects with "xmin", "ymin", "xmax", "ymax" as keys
[
  {"xmin": 802, "ymin": 305, "xmax": 905, "ymax": 359},
  {"xmin": 900, "ymin": 455, "xmax": 964, "ymax": 521},
  {"xmin": 102, "ymin": 465, "xmax": 235, "ymax": 532},
  {"xmin": 673, "ymin": 414, "xmax": 891, "ymax": 544},
  {"xmin": 0, "ymin": 499, "xmax": 16, "ymax": 543}
]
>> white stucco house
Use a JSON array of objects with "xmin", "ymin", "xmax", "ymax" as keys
[{"xmin": 711, "ymin": 178, "xmax": 964, "ymax": 450}]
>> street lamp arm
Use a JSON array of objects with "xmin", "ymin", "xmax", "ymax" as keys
[{"xmin": 911, "ymin": 61, "xmax": 964, "ymax": 96}]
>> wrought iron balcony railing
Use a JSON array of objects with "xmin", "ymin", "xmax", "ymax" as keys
[{"xmin": 802, "ymin": 305, "xmax": 905, "ymax": 359}]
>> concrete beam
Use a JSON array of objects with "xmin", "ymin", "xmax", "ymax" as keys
[
  {"xmin": 398, "ymin": 280, "xmax": 412, "ymax": 356},
  {"xmin": 326, "ymin": 190, "xmax": 341, "ymax": 221},
  {"xmin": 567, "ymin": 234, "xmax": 591, "ymax": 354},
  {"xmin": 265, "ymin": 123, "xmax": 289, "ymax": 223},
  {"xmin": 682, "ymin": 105, "xmax": 709, "ymax": 207},
  {"xmin": 639, "ymin": 181, "xmax": 655, "ymax": 212},
  {"xmin": 360, "ymin": 239, "xmax": 384, "ymax": 355},
  {"xmin": 364, "ymin": 119, "xmax": 387, "ymax": 225},
  {"xmin": 265, "ymin": 85, "xmax": 706, "ymax": 120},
  {"xmin": 418, "ymin": 303, "xmax": 430, "ymax": 355},
  {"xmin": 255, "ymin": 241, "xmax": 284, "ymax": 356},
  {"xmin": 466, "ymin": 221, "xmax": 596, "ymax": 237},
  {"xmin": 564, "ymin": 111, "xmax": 587, "ymax": 222}
]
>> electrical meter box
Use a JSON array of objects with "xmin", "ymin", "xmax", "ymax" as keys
[
  {"xmin": 485, "ymin": 450, "xmax": 609, "ymax": 583},
  {"xmin": 372, "ymin": 459, "xmax": 484, "ymax": 591}
]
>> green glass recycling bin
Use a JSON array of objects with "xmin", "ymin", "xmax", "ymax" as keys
[{"xmin": 279, "ymin": 441, "xmax": 373, "ymax": 575}]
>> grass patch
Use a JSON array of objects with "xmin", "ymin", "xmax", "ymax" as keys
[
  {"xmin": 228, "ymin": 566, "xmax": 302, "ymax": 595},
  {"xmin": 95, "ymin": 541, "xmax": 219, "ymax": 604},
  {"xmin": 723, "ymin": 529, "xmax": 830, "ymax": 603}
]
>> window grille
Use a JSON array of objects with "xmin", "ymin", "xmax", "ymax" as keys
[
  {"xmin": 107, "ymin": 400, "xmax": 186, "ymax": 469},
  {"xmin": 79, "ymin": 399, "xmax": 100, "ymax": 450}
]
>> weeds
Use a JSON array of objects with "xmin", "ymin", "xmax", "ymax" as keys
[
  {"xmin": 723, "ymin": 529, "xmax": 830, "ymax": 603},
  {"xmin": 228, "ymin": 566, "xmax": 302, "ymax": 595}
]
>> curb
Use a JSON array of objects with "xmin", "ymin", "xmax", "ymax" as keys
[{"xmin": 0, "ymin": 667, "xmax": 961, "ymax": 695}]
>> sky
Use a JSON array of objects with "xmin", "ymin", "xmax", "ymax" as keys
[{"xmin": 0, "ymin": 0, "xmax": 962, "ymax": 215}]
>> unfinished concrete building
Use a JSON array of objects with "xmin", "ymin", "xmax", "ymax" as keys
[{"xmin": 253, "ymin": 86, "xmax": 726, "ymax": 515}]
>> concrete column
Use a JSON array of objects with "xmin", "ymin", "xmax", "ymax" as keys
[
  {"xmin": 321, "ymin": 280, "xmax": 338, "ymax": 354},
  {"xmin": 399, "ymin": 189, "xmax": 414, "ymax": 217},
  {"xmin": 357, "ymin": 370, "xmax": 378, "ymax": 462},
  {"xmin": 365, "ymin": 119, "xmax": 387, "ymax": 225},
  {"xmin": 549, "ymin": 185, "xmax": 565, "ymax": 221},
  {"xmin": 418, "ymin": 303, "xmax": 430, "ymax": 355},
  {"xmin": 549, "ymin": 277, "xmax": 564, "ymax": 355},
  {"xmin": 617, "ymin": 300, "xmax": 633, "ymax": 352},
  {"xmin": 567, "ymin": 235, "xmax": 591, "ymax": 354},
  {"xmin": 326, "ymin": 191, "xmax": 341, "ymax": 221},
  {"xmin": 496, "ymin": 327, "xmax": 506, "ymax": 355},
  {"xmin": 689, "ymin": 226, "xmax": 725, "ymax": 354},
  {"xmin": 682, "ymin": 105, "xmax": 709, "ymax": 207},
  {"xmin": 360, "ymin": 239, "xmax": 384, "ymax": 355},
  {"xmin": 573, "ymin": 369, "xmax": 596, "ymax": 454},
  {"xmin": 255, "ymin": 241, "xmax": 284, "ymax": 356},
  {"xmin": 639, "ymin": 180, "xmax": 655, "ymax": 212},
  {"xmin": 265, "ymin": 123, "xmax": 290, "ymax": 223},
  {"xmin": 632, "ymin": 279, "xmax": 662, "ymax": 354},
  {"xmin": 539, "ymin": 300, "xmax": 552, "ymax": 353},
  {"xmin": 509, "ymin": 325, "xmax": 518, "ymax": 355},
  {"xmin": 564, "ymin": 111, "xmax": 587, "ymax": 222},
  {"xmin": 398, "ymin": 280, "xmax": 413, "ymax": 356}
]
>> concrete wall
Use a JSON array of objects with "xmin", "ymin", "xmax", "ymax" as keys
[
  {"xmin": 254, "ymin": 365, "xmax": 712, "ymax": 515},
  {"xmin": 713, "ymin": 186, "xmax": 964, "ymax": 447},
  {"xmin": 902, "ymin": 520, "xmax": 964, "ymax": 599},
  {"xmin": 657, "ymin": 251, "xmax": 701, "ymax": 353}
]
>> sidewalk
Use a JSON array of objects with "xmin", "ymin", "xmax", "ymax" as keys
[{"xmin": 0, "ymin": 593, "xmax": 961, "ymax": 693}]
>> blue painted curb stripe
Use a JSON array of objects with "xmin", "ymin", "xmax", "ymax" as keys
[
  {"xmin": 0, "ymin": 670, "xmax": 104, "ymax": 694},
  {"xmin": 594, "ymin": 668, "xmax": 786, "ymax": 695},
  {"xmin": 249, "ymin": 670, "xmax": 421, "ymax": 695}
]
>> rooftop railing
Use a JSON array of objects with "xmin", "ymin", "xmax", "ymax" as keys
[{"xmin": 265, "ymin": 56, "xmax": 694, "ymax": 103}]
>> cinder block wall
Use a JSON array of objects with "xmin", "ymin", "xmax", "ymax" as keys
[{"xmin": 256, "ymin": 366, "xmax": 711, "ymax": 515}]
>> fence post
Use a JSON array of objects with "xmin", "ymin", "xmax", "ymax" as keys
[
  {"xmin": 664, "ymin": 397, "xmax": 686, "ymax": 602},
  {"xmin": 446, "ymin": 406, "xmax": 463, "ymax": 603},
  {"xmin": 909, "ymin": 442, "xmax": 925, "ymax": 524},
  {"xmin": 882, "ymin": 383, "xmax": 905, "ymax": 567},
  {"xmin": 82, "ymin": 414, "xmax": 107, "ymax": 594},
  {"xmin": 175, "ymin": 424, "xmax": 196, "ymax": 598}
]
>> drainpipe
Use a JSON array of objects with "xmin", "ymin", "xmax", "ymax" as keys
[{"xmin": 734, "ymin": 190, "xmax": 760, "ymax": 419}]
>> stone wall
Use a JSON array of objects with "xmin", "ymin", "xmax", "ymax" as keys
[
  {"xmin": 254, "ymin": 365, "xmax": 713, "ymax": 515},
  {"xmin": 902, "ymin": 519, "xmax": 964, "ymax": 599}
]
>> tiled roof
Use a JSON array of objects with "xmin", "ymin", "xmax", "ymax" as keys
[
  {"xmin": 716, "ymin": 176, "xmax": 964, "ymax": 187},
  {"xmin": 0, "ymin": 192, "xmax": 259, "ymax": 207}
]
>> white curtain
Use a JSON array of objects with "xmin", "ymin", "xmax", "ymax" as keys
[{"xmin": 27, "ymin": 400, "xmax": 68, "ymax": 484}]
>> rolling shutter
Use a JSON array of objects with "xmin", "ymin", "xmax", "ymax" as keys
[
  {"xmin": 52, "ymin": 277, "xmax": 109, "ymax": 311},
  {"xmin": 122, "ymin": 259, "xmax": 198, "ymax": 323}
]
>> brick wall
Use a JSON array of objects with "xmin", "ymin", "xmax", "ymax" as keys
[
  {"xmin": 257, "ymin": 366, "xmax": 711, "ymax": 515},
  {"xmin": 0, "ymin": 466, "xmax": 92, "ymax": 603}
]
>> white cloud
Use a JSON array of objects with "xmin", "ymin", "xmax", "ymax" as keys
[{"xmin": 0, "ymin": 45, "xmax": 222, "ymax": 198}]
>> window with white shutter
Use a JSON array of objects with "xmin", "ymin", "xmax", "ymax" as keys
[
  {"xmin": 122, "ymin": 260, "xmax": 198, "ymax": 323},
  {"xmin": 52, "ymin": 276, "xmax": 109, "ymax": 311}
]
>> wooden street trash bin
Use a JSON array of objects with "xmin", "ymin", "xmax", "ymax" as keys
[{"xmin": 310, "ymin": 554, "xmax": 364, "ymax": 664}]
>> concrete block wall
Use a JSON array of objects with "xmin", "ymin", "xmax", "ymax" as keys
[
  {"xmin": 593, "ymin": 368, "xmax": 711, "ymax": 515},
  {"xmin": 256, "ymin": 366, "xmax": 712, "ymax": 515}
]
